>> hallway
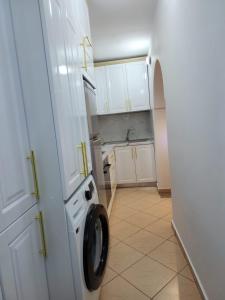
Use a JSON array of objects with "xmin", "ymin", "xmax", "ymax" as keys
[{"xmin": 101, "ymin": 188, "xmax": 202, "ymax": 299}]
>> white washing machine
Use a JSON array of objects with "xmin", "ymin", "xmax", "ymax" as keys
[{"xmin": 66, "ymin": 175, "xmax": 109, "ymax": 300}]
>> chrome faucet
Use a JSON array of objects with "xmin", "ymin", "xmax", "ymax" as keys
[{"xmin": 126, "ymin": 128, "xmax": 135, "ymax": 142}]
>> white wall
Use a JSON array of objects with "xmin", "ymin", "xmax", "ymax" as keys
[
  {"xmin": 153, "ymin": 109, "xmax": 171, "ymax": 190},
  {"xmin": 151, "ymin": 1, "xmax": 225, "ymax": 299}
]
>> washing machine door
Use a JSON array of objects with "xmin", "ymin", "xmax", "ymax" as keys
[{"xmin": 83, "ymin": 204, "xmax": 109, "ymax": 291}]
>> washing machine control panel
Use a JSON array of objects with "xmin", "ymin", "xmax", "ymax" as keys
[{"xmin": 85, "ymin": 181, "xmax": 94, "ymax": 201}]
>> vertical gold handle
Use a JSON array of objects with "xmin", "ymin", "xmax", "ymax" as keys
[
  {"xmin": 78, "ymin": 143, "xmax": 88, "ymax": 177},
  {"xmin": 35, "ymin": 212, "xmax": 47, "ymax": 257},
  {"xmin": 81, "ymin": 36, "xmax": 92, "ymax": 72},
  {"xmin": 83, "ymin": 142, "xmax": 89, "ymax": 177},
  {"xmin": 81, "ymin": 38, "xmax": 87, "ymax": 71},
  {"xmin": 27, "ymin": 150, "xmax": 40, "ymax": 200}
]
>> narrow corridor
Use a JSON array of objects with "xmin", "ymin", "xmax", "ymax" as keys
[{"xmin": 101, "ymin": 188, "xmax": 202, "ymax": 299}]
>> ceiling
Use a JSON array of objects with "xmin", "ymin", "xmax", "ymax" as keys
[{"xmin": 87, "ymin": 0, "xmax": 157, "ymax": 62}]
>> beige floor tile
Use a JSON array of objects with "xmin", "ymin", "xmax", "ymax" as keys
[
  {"xmin": 100, "ymin": 276, "xmax": 149, "ymax": 300},
  {"xmin": 111, "ymin": 206, "xmax": 136, "ymax": 219},
  {"xmin": 122, "ymin": 256, "xmax": 175, "ymax": 298},
  {"xmin": 132, "ymin": 200, "xmax": 161, "ymax": 214},
  {"xmin": 110, "ymin": 220, "xmax": 140, "ymax": 240},
  {"xmin": 109, "ymin": 236, "xmax": 120, "ymax": 248},
  {"xmin": 180, "ymin": 265, "xmax": 194, "ymax": 281},
  {"xmin": 102, "ymin": 267, "xmax": 117, "ymax": 286},
  {"xmin": 146, "ymin": 203, "xmax": 172, "ymax": 218},
  {"xmin": 169, "ymin": 235, "xmax": 178, "ymax": 245},
  {"xmin": 146, "ymin": 219, "xmax": 174, "ymax": 239},
  {"xmin": 162, "ymin": 212, "xmax": 173, "ymax": 222},
  {"xmin": 124, "ymin": 230, "xmax": 165, "ymax": 254},
  {"xmin": 108, "ymin": 242, "xmax": 143, "ymax": 273},
  {"xmin": 109, "ymin": 215, "xmax": 121, "ymax": 226},
  {"xmin": 149, "ymin": 240, "xmax": 187, "ymax": 272},
  {"xmin": 124, "ymin": 211, "xmax": 159, "ymax": 228},
  {"xmin": 153, "ymin": 275, "xmax": 202, "ymax": 300}
]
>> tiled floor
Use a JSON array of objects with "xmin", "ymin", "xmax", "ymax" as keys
[{"xmin": 100, "ymin": 187, "xmax": 202, "ymax": 300}]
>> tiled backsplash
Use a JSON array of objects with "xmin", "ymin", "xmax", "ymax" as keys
[{"xmin": 98, "ymin": 111, "xmax": 154, "ymax": 143}]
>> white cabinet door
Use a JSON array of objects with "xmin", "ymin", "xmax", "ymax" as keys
[
  {"xmin": 43, "ymin": 0, "xmax": 83, "ymax": 199},
  {"xmin": 95, "ymin": 67, "xmax": 109, "ymax": 114},
  {"xmin": 115, "ymin": 147, "xmax": 136, "ymax": 184},
  {"xmin": 0, "ymin": 205, "xmax": 49, "ymax": 300},
  {"xmin": 135, "ymin": 144, "xmax": 156, "ymax": 183},
  {"xmin": 125, "ymin": 61, "xmax": 150, "ymax": 111},
  {"xmin": 107, "ymin": 64, "xmax": 128, "ymax": 113},
  {"xmin": 0, "ymin": 3, "xmax": 37, "ymax": 232}
]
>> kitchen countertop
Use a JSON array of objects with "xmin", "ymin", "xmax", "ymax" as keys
[{"xmin": 101, "ymin": 139, "xmax": 154, "ymax": 161}]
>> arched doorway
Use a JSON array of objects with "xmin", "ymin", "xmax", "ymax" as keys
[{"xmin": 151, "ymin": 59, "xmax": 171, "ymax": 195}]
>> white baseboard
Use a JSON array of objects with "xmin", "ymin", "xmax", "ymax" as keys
[{"xmin": 172, "ymin": 220, "xmax": 209, "ymax": 300}]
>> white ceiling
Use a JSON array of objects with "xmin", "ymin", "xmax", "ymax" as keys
[{"xmin": 87, "ymin": 0, "xmax": 157, "ymax": 62}]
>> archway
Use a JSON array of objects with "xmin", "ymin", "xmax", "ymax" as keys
[{"xmin": 151, "ymin": 59, "xmax": 171, "ymax": 195}]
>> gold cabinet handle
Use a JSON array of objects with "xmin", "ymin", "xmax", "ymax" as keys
[
  {"xmin": 80, "ymin": 36, "xmax": 92, "ymax": 71},
  {"xmin": 77, "ymin": 143, "xmax": 85, "ymax": 176},
  {"xmin": 35, "ymin": 211, "xmax": 47, "ymax": 257},
  {"xmin": 27, "ymin": 150, "xmax": 40, "ymax": 200},
  {"xmin": 83, "ymin": 36, "xmax": 93, "ymax": 48},
  {"xmin": 83, "ymin": 142, "xmax": 89, "ymax": 177},
  {"xmin": 77, "ymin": 143, "xmax": 88, "ymax": 177}
]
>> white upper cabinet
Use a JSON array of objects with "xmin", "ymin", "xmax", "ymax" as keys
[
  {"xmin": 95, "ymin": 60, "xmax": 150, "ymax": 115},
  {"xmin": 0, "ymin": 205, "xmax": 49, "ymax": 300},
  {"xmin": 107, "ymin": 64, "xmax": 128, "ymax": 114},
  {"xmin": 135, "ymin": 144, "xmax": 156, "ymax": 183},
  {"xmin": 95, "ymin": 67, "xmax": 109, "ymax": 114},
  {"xmin": 125, "ymin": 61, "xmax": 150, "ymax": 111},
  {"xmin": 0, "ymin": 3, "xmax": 37, "ymax": 232}
]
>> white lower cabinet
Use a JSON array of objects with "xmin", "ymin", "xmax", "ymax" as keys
[
  {"xmin": 115, "ymin": 146, "xmax": 137, "ymax": 184},
  {"xmin": 108, "ymin": 151, "xmax": 117, "ymax": 197},
  {"xmin": 135, "ymin": 144, "xmax": 156, "ymax": 182},
  {"xmin": 0, "ymin": 205, "xmax": 49, "ymax": 300},
  {"xmin": 115, "ymin": 144, "xmax": 156, "ymax": 184}
]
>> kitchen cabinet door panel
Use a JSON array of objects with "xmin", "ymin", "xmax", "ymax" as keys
[
  {"xmin": 125, "ymin": 61, "xmax": 150, "ymax": 111},
  {"xmin": 115, "ymin": 147, "xmax": 136, "ymax": 184},
  {"xmin": 43, "ymin": 0, "xmax": 83, "ymax": 199},
  {"xmin": 107, "ymin": 64, "xmax": 128, "ymax": 113},
  {"xmin": 0, "ymin": 205, "xmax": 49, "ymax": 300},
  {"xmin": 135, "ymin": 144, "xmax": 156, "ymax": 182},
  {"xmin": 0, "ymin": 2, "xmax": 36, "ymax": 232},
  {"xmin": 95, "ymin": 67, "xmax": 109, "ymax": 114}
]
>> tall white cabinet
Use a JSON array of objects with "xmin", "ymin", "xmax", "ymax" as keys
[
  {"xmin": 0, "ymin": 3, "xmax": 49, "ymax": 299},
  {"xmin": 0, "ymin": 0, "xmax": 94, "ymax": 299},
  {"xmin": 42, "ymin": 0, "xmax": 93, "ymax": 200},
  {"xmin": 95, "ymin": 60, "xmax": 150, "ymax": 115},
  {"xmin": 0, "ymin": 206, "xmax": 49, "ymax": 300}
]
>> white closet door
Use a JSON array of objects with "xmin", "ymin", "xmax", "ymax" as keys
[
  {"xmin": 125, "ymin": 61, "xmax": 150, "ymax": 111},
  {"xmin": 135, "ymin": 144, "xmax": 156, "ymax": 182},
  {"xmin": 0, "ymin": 2, "xmax": 37, "ymax": 232},
  {"xmin": 0, "ymin": 205, "xmax": 49, "ymax": 300},
  {"xmin": 95, "ymin": 67, "xmax": 109, "ymax": 114},
  {"xmin": 44, "ymin": 0, "xmax": 83, "ymax": 199},
  {"xmin": 107, "ymin": 64, "xmax": 128, "ymax": 114}
]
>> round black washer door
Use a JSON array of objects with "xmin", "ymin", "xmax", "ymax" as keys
[{"xmin": 83, "ymin": 204, "xmax": 109, "ymax": 291}]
